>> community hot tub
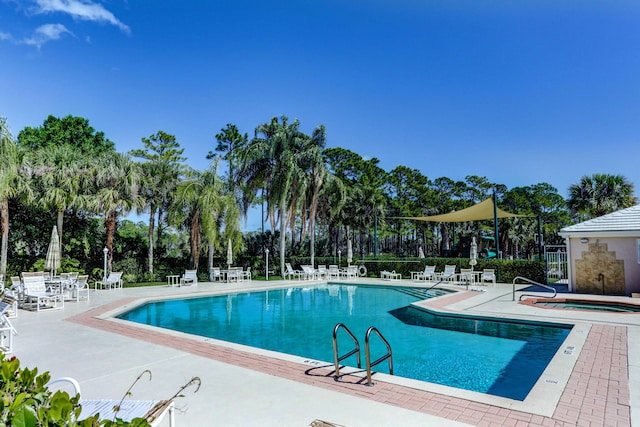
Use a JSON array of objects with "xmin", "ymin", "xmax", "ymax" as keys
[{"xmin": 521, "ymin": 297, "xmax": 640, "ymax": 313}]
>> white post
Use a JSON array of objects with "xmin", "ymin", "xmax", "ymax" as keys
[
  {"xmin": 265, "ymin": 249, "xmax": 269, "ymax": 281},
  {"xmin": 338, "ymin": 250, "xmax": 341, "ymax": 267},
  {"xmin": 103, "ymin": 247, "xmax": 109, "ymax": 282}
]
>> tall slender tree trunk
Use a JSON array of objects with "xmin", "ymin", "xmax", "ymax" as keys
[
  {"xmin": 106, "ymin": 210, "xmax": 117, "ymax": 272},
  {"xmin": 190, "ymin": 211, "xmax": 201, "ymax": 269},
  {"xmin": 0, "ymin": 199, "xmax": 9, "ymax": 276},
  {"xmin": 208, "ymin": 242, "xmax": 214, "ymax": 280},
  {"xmin": 156, "ymin": 207, "xmax": 164, "ymax": 259},
  {"xmin": 148, "ymin": 206, "xmax": 156, "ymax": 275},
  {"xmin": 279, "ymin": 201, "xmax": 287, "ymax": 277}
]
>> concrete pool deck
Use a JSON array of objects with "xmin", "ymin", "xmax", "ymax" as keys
[{"xmin": 8, "ymin": 279, "xmax": 639, "ymax": 426}]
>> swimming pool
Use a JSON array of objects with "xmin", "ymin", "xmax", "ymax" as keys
[{"xmin": 118, "ymin": 284, "xmax": 572, "ymax": 401}]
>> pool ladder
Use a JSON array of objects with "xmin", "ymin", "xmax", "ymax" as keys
[{"xmin": 332, "ymin": 323, "xmax": 393, "ymax": 386}]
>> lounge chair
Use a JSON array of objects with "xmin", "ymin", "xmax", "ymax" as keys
[
  {"xmin": 343, "ymin": 266, "xmax": 358, "ymax": 279},
  {"xmin": 411, "ymin": 265, "xmax": 436, "ymax": 282},
  {"xmin": 21, "ymin": 272, "xmax": 64, "ymax": 311},
  {"xmin": 0, "ymin": 296, "xmax": 17, "ymax": 353},
  {"xmin": 69, "ymin": 275, "xmax": 90, "ymax": 301},
  {"xmin": 327, "ymin": 265, "xmax": 341, "ymax": 279},
  {"xmin": 95, "ymin": 272, "xmax": 123, "ymax": 290},
  {"xmin": 317, "ymin": 265, "xmax": 328, "ymax": 280},
  {"xmin": 481, "ymin": 269, "xmax": 496, "ymax": 284},
  {"xmin": 210, "ymin": 267, "xmax": 222, "ymax": 282},
  {"xmin": 180, "ymin": 270, "xmax": 198, "ymax": 286},
  {"xmin": 301, "ymin": 265, "xmax": 317, "ymax": 280},
  {"xmin": 458, "ymin": 268, "xmax": 474, "ymax": 286},
  {"xmin": 284, "ymin": 263, "xmax": 303, "ymax": 280},
  {"xmin": 47, "ymin": 377, "xmax": 175, "ymax": 426},
  {"xmin": 436, "ymin": 265, "xmax": 457, "ymax": 282}
]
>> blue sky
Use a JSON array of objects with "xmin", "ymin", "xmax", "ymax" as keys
[{"xmin": 2, "ymin": 0, "xmax": 640, "ymax": 231}]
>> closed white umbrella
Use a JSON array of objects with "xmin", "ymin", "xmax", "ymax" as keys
[
  {"xmin": 347, "ymin": 239, "xmax": 353, "ymax": 266},
  {"xmin": 470, "ymin": 237, "xmax": 478, "ymax": 270},
  {"xmin": 418, "ymin": 246, "xmax": 425, "ymax": 258},
  {"xmin": 227, "ymin": 239, "xmax": 233, "ymax": 268},
  {"xmin": 45, "ymin": 226, "xmax": 61, "ymax": 277}
]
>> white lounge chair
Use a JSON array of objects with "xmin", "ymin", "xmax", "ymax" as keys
[
  {"xmin": 327, "ymin": 265, "xmax": 341, "ymax": 279},
  {"xmin": 95, "ymin": 272, "xmax": 123, "ymax": 290},
  {"xmin": 180, "ymin": 270, "xmax": 198, "ymax": 286},
  {"xmin": 47, "ymin": 377, "xmax": 175, "ymax": 426},
  {"xmin": 481, "ymin": 269, "xmax": 496, "ymax": 284},
  {"xmin": 458, "ymin": 268, "xmax": 474, "ymax": 286},
  {"xmin": 284, "ymin": 263, "xmax": 303, "ymax": 280},
  {"xmin": 317, "ymin": 265, "xmax": 328, "ymax": 280},
  {"xmin": 436, "ymin": 265, "xmax": 457, "ymax": 282},
  {"xmin": 21, "ymin": 272, "xmax": 64, "ymax": 311},
  {"xmin": 69, "ymin": 275, "xmax": 90, "ymax": 301},
  {"xmin": 0, "ymin": 296, "xmax": 17, "ymax": 353},
  {"xmin": 411, "ymin": 265, "xmax": 436, "ymax": 281}
]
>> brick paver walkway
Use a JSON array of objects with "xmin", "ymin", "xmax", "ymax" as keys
[{"xmin": 70, "ymin": 299, "xmax": 631, "ymax": 426}]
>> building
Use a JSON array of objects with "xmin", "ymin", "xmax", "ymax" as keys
[{"xmin": 559, "ymin": 205, "xmax": 640, "ymax": 295}]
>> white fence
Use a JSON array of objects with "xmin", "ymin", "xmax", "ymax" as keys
[{"xmin": 545, "ymin": 245, "xmax": 568, "ymax": 284}]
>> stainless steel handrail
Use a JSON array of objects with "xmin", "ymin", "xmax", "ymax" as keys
[
  {"xmin": 332, "ymin": 323, "xmax": 361, "ymax": 378},
  {"xmin": 364, "ymin": 326, "xmax": 393, "ymax": 386},
  {"xmin": 512, "ymin": 276, "xmax": 558, "ymax": 301}
]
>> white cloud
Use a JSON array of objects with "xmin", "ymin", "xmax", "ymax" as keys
[
  {"xmin": 35, "ymin": 0, "xmax": 130, "ymax": 34},
  {"xmin": 0, "ymin": 31, "xmax": 12, "ymax": 41},
  {"xmin": 23, "ymin": 23, "xmax": 72, "ymax": 48}
]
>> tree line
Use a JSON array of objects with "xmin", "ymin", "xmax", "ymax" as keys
[{"xmin": 0, "ymin": 114, "xmax": 636, "ymax": 280}]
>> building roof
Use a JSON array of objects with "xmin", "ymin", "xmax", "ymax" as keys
[{"xmin": 560, "ymin": 204, "xmax": 640, "ymax": 237}]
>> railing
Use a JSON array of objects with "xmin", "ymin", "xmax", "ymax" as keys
[
  {"xmin": 364, "ymin": 326, "xmax": 393, "ymax": 386},
  {"xmin": 332, "ymin": 323, "xmax": 361, "ymax": 378},
  {"xmin": 512, "ymin": 276, "xmax": 557, "ymax": 301}
]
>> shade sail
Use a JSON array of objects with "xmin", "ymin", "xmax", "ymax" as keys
[{"xmin": 401, "ymin": 198, "xmax": 524, "ymax": 223}]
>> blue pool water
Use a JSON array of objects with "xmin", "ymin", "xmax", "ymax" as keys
[{"xmin": 118, "ymin": 284, "xmax": 572, "ymax": 400}]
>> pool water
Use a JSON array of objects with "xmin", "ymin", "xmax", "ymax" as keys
[{"xmin": 118, "ymin": 284, "xmax": 571, "ymax": 401}]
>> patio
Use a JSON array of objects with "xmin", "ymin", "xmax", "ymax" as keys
[{"xmin": 9, "ymin": 279, "xmax": 640, "ymax": 426}]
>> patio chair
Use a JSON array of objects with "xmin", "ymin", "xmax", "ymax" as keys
[
  {"xmin": 47, "ymin": 377, "xmax": 175, "ymax": 426},
  {"xmin": 317, "ymin": 265, "xmax": 328, "ymax": 280},
  {"xmin": 180, "ymin": 270, "xmax": 198, "ymax": 286},
  {"xmin": 301, "ymin": 265, "xmax": 317, "ymax": 280},
  {"xmin": 458, "ymin": 268, "xmax": 474, "ymax": 286},
  {"xmin": 343, "ymin": 266, "xmax": 358, "ymax": 279},
  {"xmin": 411, "ymin": 265, "xmax": 436, "ymax": 281},
  {"xmin": 481, "ymin": 269, "xmax": 496, "ymax": 284},
  {"xmin": 21, "ymin": 272, "xmax": 64, "ymax": 311},
  {"xmin": 242, "ymin": 267, "xmax": 252, "ymax": 281},
  {"xmin": 94, "ymin": 272, "xmax": 123, "ymax": 290},
  {"xmin": 210, "ymin": 267, "xmax": 222, "ymax": 282},
  {"xmin": 436, "ymin": 265, "xmax": 457, "ymax": 282},
  {"xmin": 69, "ymin": 275, "xmax": 90, "ymax": 302},
  {"xmin": 0, "ymin": 296, "xmax": 17, "ymax": 353},
  {"xmin": 327, "ymin": 265, "xmax": 341, "ymax": 279},
  {"xmin": 284, "ymin": 263, "xmax": 303, "ymax": 280}
]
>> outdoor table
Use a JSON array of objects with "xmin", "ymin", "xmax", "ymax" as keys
[{"xmin": 167, "ymin": 275, "xmax": 180, "ymax": 287}]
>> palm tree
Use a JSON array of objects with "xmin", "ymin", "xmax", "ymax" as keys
[
  {"xmin": 87, "ymin": 152, "xmax": 144, "ymax": 271},
  {"xmin": 169, "ymin": 160, "xmax": 240, "ymax": 271},
  {"xmin": 30, "ymin": 144, "xmax": 86, "ymax": 254},
  {"xmin": 567, "ymin": 174, "xmax": 636, "ymax": 220},
  {"xmin": 0, "ymin": 117, "xmax": 31, "ymax": 275},
  {"xmin": 240, "ymin": 116, "xmax": 310, "ymax": 276}
]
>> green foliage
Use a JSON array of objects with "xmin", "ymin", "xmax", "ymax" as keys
[{"xmin": 17, "ymin": 115, "xmax": 115, "ymax": 155}]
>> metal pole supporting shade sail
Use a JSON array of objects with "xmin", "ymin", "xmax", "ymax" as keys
[
  {"xmin": 45, "ymin": 226, "xmax": 61, "ymax": 277},
  {"xmin": 227, "ymin": 239, "xmax": 233, "ymax": 268}
]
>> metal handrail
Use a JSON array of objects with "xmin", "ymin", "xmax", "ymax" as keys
[
  {"xmin": 332, "ymin": 323, "xmax": 361, "ymax": 378},
  {"xmin": 512, "ymin": 276, "xmax": 558, "ymax": 301},
  {"xmin": 364, "ymin": 326, "xmax": 393, "ymax": 386}
]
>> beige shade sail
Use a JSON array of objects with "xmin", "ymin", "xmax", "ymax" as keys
[{"xmin": 400, "ymin": 198, "xmax": 524, "ymax": 223}]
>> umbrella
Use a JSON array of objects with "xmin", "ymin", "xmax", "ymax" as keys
[
  {"xmin": 347, "ymin": 239, "xmax": 353, "ymax": 266},
  {"xmin": 418, "ymin": 246, "xmax": 425, "ymax": 258},
  {"xmin": 470, "ymin": 237, "xmax": 478, "ymax": 270},
  {"xmin": 45, "ymin": 226, "xmax": 61, "ymax": 277},
  {"xmin": 227, "ymin": 239, "xmax": 233, "ymax": 268}
]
